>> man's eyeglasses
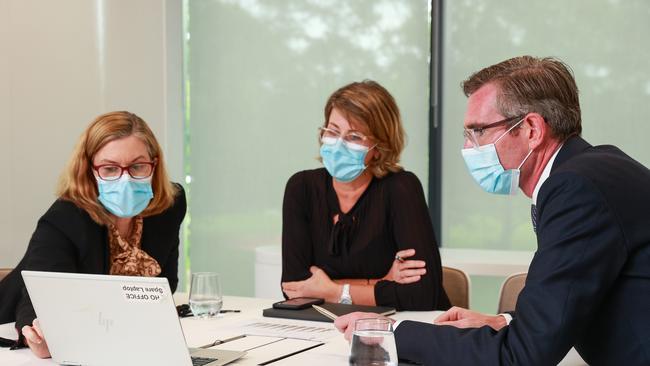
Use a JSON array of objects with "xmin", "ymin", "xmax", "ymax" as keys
[
  {"xmin": 93, "ymin": 161, "xmax": 156, "ymax": 181},
  {"xmin": 463, "ymin": 114, "xmax": 525, "ymax": 149},
  {"xmin": 318, "ymin": 126, "xmax": 372, "ymax": 151}
]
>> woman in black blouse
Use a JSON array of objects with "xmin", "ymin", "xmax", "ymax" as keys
[{"xmin": 281, "ymin": 81, "xmax": 450, "ymax": 311}]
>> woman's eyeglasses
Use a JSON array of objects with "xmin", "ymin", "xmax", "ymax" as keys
[{"xmin": 92, "ymin": 161, "xmax": 156, "ymax": 181}]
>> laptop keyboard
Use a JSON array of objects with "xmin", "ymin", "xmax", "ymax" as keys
[{"xmin": 191, "ymin": 356, "xmax": 218, "ymax": 366}]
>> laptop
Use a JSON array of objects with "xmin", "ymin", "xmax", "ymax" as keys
[{"xmin": 21, "ymin": 270, "xmax": 245, "ymax": 366}]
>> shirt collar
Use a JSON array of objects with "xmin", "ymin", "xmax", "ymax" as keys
[{"xmin": 532, "ymin": 144, "xmax": 563, "ymax": 204}]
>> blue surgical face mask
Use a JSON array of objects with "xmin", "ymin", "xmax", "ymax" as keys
[
  {"xmin": 97, "ymin": 174, "xmax": 154, "ymax": 218},
  {"xmin": 461, "ymin": 119, "xmax": 533, "ymax": 195},
  {"xmin": 320, "ymin": 138, "xmax": 372, "ymax": 183}
]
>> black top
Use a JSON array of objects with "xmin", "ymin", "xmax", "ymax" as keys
[
  {"xmin": 394, "ymin": 137, "xmax": 650, "ymax": 365},
  {"xmin": 281, "ymin": 168, "xmax": 450, "ymax": 311},
  {"xmin": 0, "ymin": 184, "xmax": 186, "ymax": 332}
]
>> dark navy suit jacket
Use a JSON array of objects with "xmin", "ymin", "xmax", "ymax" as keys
[
  {"xmin": 0, "ymin": 184, "xmax": 186, "ymax": 332},
  {"xmin": 394, "ymin": 137, "xmax": 650, "ymax": 365}
]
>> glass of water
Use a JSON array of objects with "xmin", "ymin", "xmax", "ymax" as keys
[
  {"xmin": 349, "ymin": 318, "xmax": 398, "ymax": 366},
  {"xmin": 189, "ymin": 272, "xmax": 223, "ymax": 318}
]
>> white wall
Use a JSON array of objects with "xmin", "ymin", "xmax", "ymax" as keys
[{"xmin": 0, "ymin": 0, "xmax": 183, "ymax": 267}]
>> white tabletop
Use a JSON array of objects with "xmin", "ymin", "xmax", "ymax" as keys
[{"xmin": 1, "ymin": 294, "xmax": 586, "ymax": 365}]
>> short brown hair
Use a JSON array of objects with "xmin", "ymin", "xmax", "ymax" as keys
[
  {"xmin": 57, "ymin": 111, "xmax": 178, "ymax": 225},
  {"xmin": 323, "ymin": 80, "xmax": 405, "ymax": 178},
  {"xmin": 462, "ymin": 56, "xmax": 581, "ymax": 141}
]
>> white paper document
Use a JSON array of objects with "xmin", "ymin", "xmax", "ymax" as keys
[{"xmin": 240, "ymin": 319, "xmax": 338, "ymax": 342}]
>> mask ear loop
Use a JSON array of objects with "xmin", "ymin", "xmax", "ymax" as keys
[
  {"xmin": 363, "ymin": 143, "xmax": 379, "ymax": 169},
  {"xmin": 493, "ymin": 117, "xmax": 533, "ymax": 170},
  {"xmin": 494, "ymin": 118, "xmax": 525, "ymax": 144},
  {"xmin": 518, "ymin": 148, "xmax": 534, "ymax": 170},
  {"xmin": 516, "ymin": 121, "xmax": 536, "ymax": 170},
  {"xmin": 505, "ymin": 147, "xmax": 534, "ymax": 196},
  {"xmin": 350, "ymin": 143, "xmax": 381, "ymax": 177}
]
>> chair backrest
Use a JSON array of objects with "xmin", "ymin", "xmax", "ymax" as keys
[
  {"xmin": 442, "ymin": 266, "xmax": 470, "ymax": 308},
  {"xmin": 498, "ymin": 272, "xmax": 527, "ymax": 314},
  {"xmin": 0, "ymin": 268, "xmax": 13, "ymax": 282}
]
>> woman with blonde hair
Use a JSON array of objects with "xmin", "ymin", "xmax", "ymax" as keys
[
  {"xmin": 281, "ymin": 80, "xmax": 450, "ymax": 311},
  {"xmin": 0, "ymin": 111, "xmax": 186, "ymax": 358}
]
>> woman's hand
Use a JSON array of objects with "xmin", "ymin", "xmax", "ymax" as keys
[
  {"xmin": 282, "ymin": 266, "xmax": 341, "ymax": 303},
  {"xmin": 21, "ymin": 318, "xmax": 51, "ymax": 359},
  {"xmin": 383, "ymin": 249, "xmax": 427, "ymax": 284}
]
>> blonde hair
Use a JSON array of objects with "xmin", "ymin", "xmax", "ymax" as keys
[
  {"xmin": 323, "ymin": 80, "xmax": 405, "ymax": 178},
  {"xmin": 57, "ymin": 111, "xmax": 178, "ymax": 225}
]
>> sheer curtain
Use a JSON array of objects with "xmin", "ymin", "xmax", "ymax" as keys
[
  {"xmin": 184, "ymin": 0, "xmax": 431, "ymax": 295},
  {"xmin": 441, "ymin": 0, "xmax": 650, "ymax": 311}
]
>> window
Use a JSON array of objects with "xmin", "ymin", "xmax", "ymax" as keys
[
  {"xmin": 182, "ymin": 0, "xmax": 650, "ymax": 311},
  {"xmin": 439, "ymin": 0, "xmax": 650, "ymax": 311},
  {"xmin": 183, "ymin": 0, "xmax": 431, "ymax": 295}
]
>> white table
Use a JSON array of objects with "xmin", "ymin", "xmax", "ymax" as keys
[{"xmin": 1, "ymin": 295, "xmax": 585, "ymax": 365}]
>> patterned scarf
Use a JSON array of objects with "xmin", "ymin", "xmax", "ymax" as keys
[{"xmin": 108, "ymin": 216, "xmax": 161, "ymax": 277}]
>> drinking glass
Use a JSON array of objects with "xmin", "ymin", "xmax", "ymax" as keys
[
  {"xmin": 189, "ymin": 272, "xmax": 223, "ymax": 318},
  {"xmin": 349, "ymin": 318, "xmax": 398, "ymax": 366}
]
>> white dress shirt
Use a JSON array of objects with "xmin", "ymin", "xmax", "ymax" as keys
[{"xmin": 532, "ymin": 144, "xmax": 563, "ymax": 205}]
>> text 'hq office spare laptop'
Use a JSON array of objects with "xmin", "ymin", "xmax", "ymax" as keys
[{"xmin": 21, "ymin": 271, "xmax": 245, "ymax": 366}]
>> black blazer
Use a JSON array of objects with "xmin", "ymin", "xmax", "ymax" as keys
[
  {"xmin": 0, "ymin": 184, "xmax": 186, "ymax": 331},
  {"xmin": 394, "ymin": 137, "xmax": 650, "ymax": 365}
]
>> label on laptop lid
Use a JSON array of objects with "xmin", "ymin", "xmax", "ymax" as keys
[{"xmin": 121, "ymin": 284, "xmax": 166, "ymax": 303}]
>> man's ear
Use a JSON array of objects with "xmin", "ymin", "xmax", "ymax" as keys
[{"xmin": 525, "ymin": 113, "xmax": 547, "ymax": 150}]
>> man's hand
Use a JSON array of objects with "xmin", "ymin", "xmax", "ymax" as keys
[
  {"xmin": 282, "ymin": 266, "xmax": 341, "ymax": 302},
  {"xmin": 21, "ymin": 318, "xmax": 51, "ymax": 358},
  {"xmin": 334, "ymin": 312, "xmax": 388, "ymax": 341},
  {"xmin": 434, "ymin": 306, "xmax": 507, "ymax": 331}
]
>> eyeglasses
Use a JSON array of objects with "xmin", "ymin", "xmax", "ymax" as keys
[
  {"xmin": 92, "ymin": 161, "xmax": 156, "ymax": 181},
  {"xmin": 318, "ymin": 126, "xmax": 372, "ymax": 151},
  {"xmin": 463, "ymin": 114, "xmax": 525, "ymax": 149}
]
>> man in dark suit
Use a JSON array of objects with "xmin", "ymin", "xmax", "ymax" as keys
[{"xmin": 335, "ymin": 56, "xmax": 650, "ymax": 365}]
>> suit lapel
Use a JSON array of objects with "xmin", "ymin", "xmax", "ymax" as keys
[{"xmin": 550, "ymin": 136, "xmax": 592, "ymax": 173}]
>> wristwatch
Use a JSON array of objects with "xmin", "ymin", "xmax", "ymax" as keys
[{"xmin": 339, "ymin": 284, "xmax": 352, "ymax": 304}]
